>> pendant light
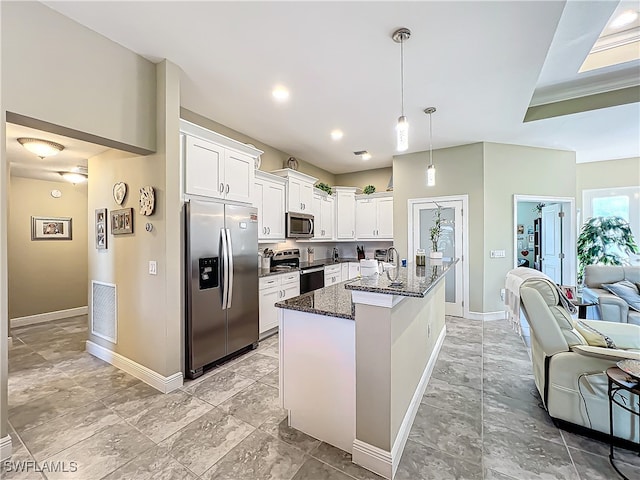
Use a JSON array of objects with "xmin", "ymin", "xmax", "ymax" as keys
[
  {"xmin": 425, "ymin": 107, "xmax": 437, "ymax": 187},
  {"xmin": 392, "ymin": 28, "xmax": 411, "ymax": 152}
]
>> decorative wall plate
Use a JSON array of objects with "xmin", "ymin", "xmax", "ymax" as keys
[
  {"xmin": 286, "ymin": 156, "xmax": 299, "ymax": 170},
  {"xmin": 139, "ymin": 186, "xmax": 155, "ymax": 216},
  {"xmin": 113, "ymin": 182, "xmax": 128, "ymax": 205}
]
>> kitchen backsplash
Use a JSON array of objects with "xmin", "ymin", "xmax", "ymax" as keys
[{"xmin": 260, "ymin": 239, "xmax": 394, "ymax": 262}]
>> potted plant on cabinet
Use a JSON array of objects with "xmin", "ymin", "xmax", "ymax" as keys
[
  {"xmin": 577, "ymin": 216, "xmax": 638, "ymax": 284},
  {"xmin": 429, "ymin": 206, "xmax": 443, "ymax": 258}
]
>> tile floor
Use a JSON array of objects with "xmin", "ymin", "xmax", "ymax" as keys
[{"xmin": 3, "ymin": 315, "xmax": 639, "ymax": 479}]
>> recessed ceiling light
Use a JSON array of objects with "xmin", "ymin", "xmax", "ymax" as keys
[
  {"xmin": 59, "ymin": 172, "xmax": 88, "ymax": 184},
  {"xmin": 610, "ymin": 10, "xmax": 638, "ymax": 29},
  {"xmin": 354, "ymin": 150, "xmax": 371, "ymax": 161},
  {"xmin": 272, "ymin": 85, "xmax": 290, "ymax": 101},
  {"xmin": 330, "ymin": 130, "xmax": 343, "ymax": 141}
]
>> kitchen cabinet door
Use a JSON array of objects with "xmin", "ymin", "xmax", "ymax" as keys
[
  {"xmin": 377, "ymin": 197, "xmax": 394, "ymax": 239},
  {"xmin": 312, "ymin": 193, "xmax": 323, "ymax": 237},
  {"xmin": 282, "ymin": 283, "xmax": 300, "ymax": 301},
  {"xmin": 300, "ymin": 182, "xmax": 314, "ymax": 214},
  {"xmin": 348, "ymin": 263, "xmax": 360, "ymax": 280},
  {"xmin": 263, "ymin": 180, "xmax": 286, "ymax": 240},
  {"xmin": 254, "ymin": 180, "xmax": 266, "ymax": 239},
  {"xmin": 341, "ymin": 263, "xmax": 349, "ymax": 280},
  {"xmin": 184, "ymin": 135, "xmax": 224, "ymax": 199},
  {"xmin": 259, "ymin": 285, "xmax": 281, "ymax": 334},
  {"xmin": 356, "ymin": 199, "xmax": 377, "ymax": 239},
  {"xmin": 288, "ymin": 178, "xmax": 313, "ymax": 213},
  {"xmin": 336, "ymin": 190, "xmax": 356, "ymax": 239},
  {"xmin": 321, "ymin": 196, "xmax": 334, "ymax": 240},
  {"xmin": 224, "ymin": 150, "xmax": 254, "ymax": 203}
]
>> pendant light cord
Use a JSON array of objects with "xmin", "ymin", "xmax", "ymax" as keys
[
  {"xmin": 429, "ymin": 112, "xmax": 433, "ymax": 166},
  {"xmin": 400, "ymin": 38, "xmax": 405, "ymax": 117}
]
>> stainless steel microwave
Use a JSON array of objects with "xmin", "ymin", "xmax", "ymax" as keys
[{"xmin": 286, "ymin": 212, "xmax": 314, "ymax": 238}]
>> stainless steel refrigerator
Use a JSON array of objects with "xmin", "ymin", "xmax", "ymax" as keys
[{"xmin": 185, "ymin": 199, "xmax": 259, "ymax": 379}]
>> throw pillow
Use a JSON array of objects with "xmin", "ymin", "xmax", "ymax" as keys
[
  {"xmin": 574, "ymin": 320, "xmax": 617, "ymax": 349},
  {"xmin": 602, "ymin": 280, "xmax": 640, "ymax": 312}
]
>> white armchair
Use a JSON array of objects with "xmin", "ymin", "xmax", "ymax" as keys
[{"xmin": 519, "ymin": 276, "xmax": 640, "ymax": 443}]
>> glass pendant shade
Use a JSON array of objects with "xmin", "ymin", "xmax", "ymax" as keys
[
  {"xmin": 17, "ymin": 138, "xmax": 64, "ymax": 158},
  {"xmin": 396, "ymin": 116, "xmax": 409, "ymax": 152},
  {"xmin": 426, "ymin": 164, "xmax": 436, "ymax": 187}
]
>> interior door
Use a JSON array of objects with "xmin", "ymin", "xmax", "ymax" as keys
[
  {"xmin": 542, "ymin": 203, "xmax": 563, "ymax": 283},
  {"xmin": 412, "ymin": 200, "xmax": 464, "ymax": 317}
]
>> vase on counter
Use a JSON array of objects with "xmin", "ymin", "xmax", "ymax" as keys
[{"xmin": 429, "ymin": 250, "xmax": 443, "ymax": 259}]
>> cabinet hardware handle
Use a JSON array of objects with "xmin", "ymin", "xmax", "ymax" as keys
[
  {"xmin": 220, "ymin": 183, "xmax": 224, "ymax": 193},
  {"xmin": 226, "ymin": 184, "xmax": 230, "ymax": 194},
  {"xmin": 267, "ymin": 227, "xmax": 271, "ymax": 234}
]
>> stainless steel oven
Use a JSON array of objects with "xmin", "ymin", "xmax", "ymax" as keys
[
  {"xmin": 300, "ymin": 265, "xmax": 324, "ymax": 293},
  {"xmin": 286, "ymin": 212, "xmax": 314, "ymax": 239}
]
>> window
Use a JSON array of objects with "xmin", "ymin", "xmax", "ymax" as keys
[
  {"xmin": 583, "ymin": 186, "xmax": 640, "ymax": 246},
  {"xmin": 592, "ymin": 196, "xmax": 629, "ymax": 220}
]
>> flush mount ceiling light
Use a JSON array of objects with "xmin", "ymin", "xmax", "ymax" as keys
[
  {"xmin": 60, "ymin": 172, "xmax": 88, "ymax": 185},
  {"xmin": 424, "ymin": 107, "xmax": 437, "ymax": 187},
  {"xmin": 17, "ymin": 137, "xmax": 65, "ymax": 158},
  {"xmin": 272, "ymin": 85, "xmax": 290, "ymax": 102},
  {"xmin": 611, "ymin": 9, "xmax": 639, "ymax": 29},
  {"xmin": 354, "ymin": 150, "xmax": 371, "ymax": 161},
  {"xmin": 392, "ymin": 27, "xmax": 411, "ymax": 152},
  {"xmin": 330, "ymin": 129, "xmax": 344, "ymax": 141}
]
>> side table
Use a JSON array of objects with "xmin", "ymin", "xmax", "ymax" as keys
[
  {"xmin": 606, "ymin": 366, "xmax": 640, "ymax": 480},
  {"xmin": 571, "ymin": 298, "xmax": 597, "ymax": 319}
]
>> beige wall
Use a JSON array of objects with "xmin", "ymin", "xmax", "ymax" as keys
[
  {"xmin": 0, "ymin": 0, "xmax": 7, "ymax": 440},
  {"xmin": 87, "ymin": 61, "xmax": 182, "ymax": 378},
  {"xmin": 8, "ymin": 177, "xmax": 88, "ymax": 319},
  {"xmin": 180, "ymin": 108, "xmax": 336, "ymax": 185},
  {"xmin": 335, "ymin": 167, "xmax": 392, "ymax": 192},
  {"xmin": 482, "ymin": 143, "xmax": 575, "ymax": 311},
  {"xmin": 394, "ymin": 143, "xmax": 485, "ymax": 312},
  {"xmin": 2, "ymin": 2, "xmax": 156, "ymax": 152},
  {"xmin": 576, "ymin": 157, "xmax": 640, "ymax": 212}
]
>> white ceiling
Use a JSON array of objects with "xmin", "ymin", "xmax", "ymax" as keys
[{"xmin": 39, "ymin": 1, "xmax": 640, "ymax": 174}]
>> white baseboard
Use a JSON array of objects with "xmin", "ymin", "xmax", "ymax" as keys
[
  {"xmin": 10, "ymin": 306, "xmax": 88, "ymax": 328},
  {"xmin": 0, "ymin": 434, "xmax": 12, "ymax": 461},
  {"xmin": 86, "ymin": 340, "xmax": 183, "ymax": 393},
  {"xmin": 352, "ymin": 325, "xmax": 447, "ymax": 479},
  {"xmin": 466, "ymin": 310, "xmax": 506, "ymax": 321}
]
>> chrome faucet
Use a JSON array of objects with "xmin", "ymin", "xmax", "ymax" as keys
[
  {"xmin": 332, "ymin": 247, "xmax": 339, "ymax": 262},
  {"xmin": 386, "ymin": 246, "xmax": 399, "ymax": 268}
]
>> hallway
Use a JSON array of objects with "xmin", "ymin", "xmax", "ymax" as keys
[{"xmin": 2, "ymin": 315, "xmax": 639, "ymax": 479}]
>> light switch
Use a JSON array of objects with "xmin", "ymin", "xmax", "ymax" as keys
[
  {"xmin": 490, "ymin": 250, "xmax": 506, "ymax": 258},
  {"xmin": 149, "ymin": 261, "xmax": 157, "ymax": 275}
]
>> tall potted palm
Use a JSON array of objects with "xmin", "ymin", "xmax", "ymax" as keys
[{"xmin": 577, "ymin": 216, "xmax": 638, "ymax": 284}]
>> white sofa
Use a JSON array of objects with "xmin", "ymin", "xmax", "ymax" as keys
[
  {"xmin": 582, "ymin": 265, "xmax": 640, "ymax": 325},
  {"xmin": 520, "ymin": 275, "xmax": 640, "ymax": 444}
]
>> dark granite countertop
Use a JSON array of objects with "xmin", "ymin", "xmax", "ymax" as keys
[
  {"xmin": 275, "ymin": 281, "xmax": 355, "ymax": 320},
  {"xmin": 345, "ymin": 259, "xmax": 458, "ymax": 298},
  {"xmin": 259, "ymin": 257, "xmax": 360, "ymax": 278}
]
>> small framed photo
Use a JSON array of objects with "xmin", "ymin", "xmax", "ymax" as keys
[
  {"xmin": 528, "ymin": 234, "xmax": 535, "ymax": 243},
  {"xmin": 95, "ymin": 208, "xmax": 107, "ymax": 249},
  {"xmin": 517, "ymin": 224, "xmax": 524, "ymax": 234},
  {"xmin": 560, "ymin": 285, "xmax": 577, "ymax": 301},
  {"xmin": 111, "ymin": 208, "xmax": 134, "ymax": 235},
  {"xmin": 31, "ymin": 216, "xmax": 72, "ymax": 240}
]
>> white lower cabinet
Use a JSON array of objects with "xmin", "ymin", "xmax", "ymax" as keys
[
  {"xmin": 341, "ymin": 263, "xmax": 349, "ymax": 281},
  {"xmin": 324, "ymin": 264, "xmax": 342, "ymax": 287},
  {"xmin": 259, "ymin": 272, "xmax": 300, "ymax": 335},
  {"xmin": 348, "ymin": 262, "xmax": 360, "ymax": 279}
]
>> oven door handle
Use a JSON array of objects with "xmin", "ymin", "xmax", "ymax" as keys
[{"xmin": 300, "ymin": 267, "xmax": 324, "ymax": 274}]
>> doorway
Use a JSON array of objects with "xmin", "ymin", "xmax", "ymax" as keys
[
  {"xmin": 513, "ymin": 195, "xmax": 576, "ymax": 286},
  {"xmin": 409, "ymin": 195, "xmax": 468, "ymax": 317}
]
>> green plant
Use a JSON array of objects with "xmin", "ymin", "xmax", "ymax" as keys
[
  {"xmin": 533, "ymin": 203, "xmax": 546, "ymax": 216},
  {"xmin": 315, "ymin": 182, "xmax": 333, "ymax": 195},
  {"xmin": 430, "ymin": 206, "xmax": 443, "ymax": 252},
  {"xmin": 363, "ymin": 185, "xmax": 376, "ymax": 195},
  {"xmin": 577, "ymin": 216, "xmax": 638, "ymax": 284}
]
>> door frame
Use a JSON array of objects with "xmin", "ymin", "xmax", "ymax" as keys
[
  {"xmin": 512, "ymin": 194, "xmax": 576, "ymax": 286},
  {"xmin": 408, "ymin": 194, "xmax": 469, "ymax": 318}
]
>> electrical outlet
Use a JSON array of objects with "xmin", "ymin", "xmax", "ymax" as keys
[
  {"xmin": 427, "ymin": 324, "xmax": 431, "ymax": 338},
  {"xmin": 149, "ymin": 261, "xmax": 157, "ymax": 275},
  {"xmin": 500, "ymin": 288, "xmax": 505, "ymax": 302}
]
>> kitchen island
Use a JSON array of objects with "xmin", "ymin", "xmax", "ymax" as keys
[{"xmin": 276, "ymin": 260, "xmax": 457, "ymax": 479}]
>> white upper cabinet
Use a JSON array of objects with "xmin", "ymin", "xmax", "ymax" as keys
[
  {"xmin": 181, "ymin": 119, "xmax": 262, "ymax": 204},
  {"xmin": 255, "ymin": 171, "xmax": 286, "ymax": 242},
  {"xmin": 312, "ymin": 190, "xmax": 335, "ymax": 240},
  {"xmin": 335, "ymin": 187, "xmax": 357, "ymax": 239},
  {"xmin": 355, "ymin": 193, "xmax": 393, "ymax": 240},
  {"xmin": 271, "ymin": 169, "xmax": 317, "ymax": 214},
  {"xmin": 184, "ymin": 135, "xmax": 224, "ymax": 199}
]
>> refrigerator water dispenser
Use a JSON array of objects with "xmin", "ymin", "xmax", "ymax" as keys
[{"xmin": 198, "ymin": 257, "xmax": 219, "ymax": 289}]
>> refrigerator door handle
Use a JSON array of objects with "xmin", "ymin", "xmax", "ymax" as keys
[
  {"xmin": 220, "ymin": 228, "xmax": 229, "ymax": 310},
  {"xmin": 225, "ymin": 228, "xmax": 234, "ymax": 309}
]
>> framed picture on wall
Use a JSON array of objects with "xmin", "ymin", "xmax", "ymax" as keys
[
  {"xmin": 95, "ymin": 208, "xmax": 107, "ymax": 249},
  {"xmin": 111, "ymin": 208, "xmax": 134, "ymax": 235},
  {"xmin": 31, "ymin": 216, "xmax": 72, "ymax": 240}
]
